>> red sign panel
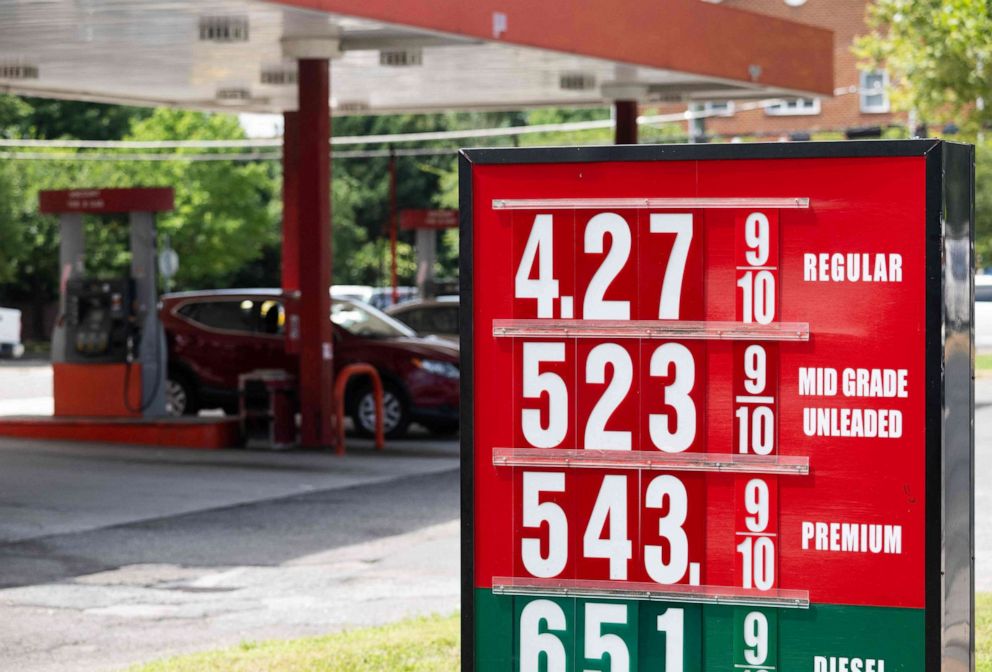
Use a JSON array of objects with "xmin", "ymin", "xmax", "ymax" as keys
[
  {"xmin": 461, "ymin": 141, "xmax": 974, "ymax": 672},
  {"xmin": 39, "ymin": 187, "xmax": 174, "ymax": 214},
  {"xmin": 398, "ymin": 208, "xmax": 458, "ymax": 230}
]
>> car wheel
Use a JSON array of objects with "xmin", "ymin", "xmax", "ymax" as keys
[
  {"xmin": 165, "ymin": 373, "xmax": 199, "ymax": 417},
  {"xmin": 352, "ymin": 382, "xmax": 410, "ymax": 439}
]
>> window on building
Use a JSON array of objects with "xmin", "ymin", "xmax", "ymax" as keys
[
  {"xmin": 860, "ymin": 70, "xmax": 890, "ymax": 114},
  {"xmin": 701, "ymin": 101, "xmax": 734, "ymax": 117},
  {"xmin": 765, "ymin": 97, "xmax": 821, "ymax": 116}
]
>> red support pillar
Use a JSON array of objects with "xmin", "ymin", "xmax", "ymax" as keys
[
  {"xmin": 389, "ymin": 149, "xmax": 399, "ymax": 306},
  {"xmin": 281, "ymin": 111, "xmax": 300, "ymax": 293},
  {"xmin": 296, "ymin": 59, "xmax": 335, "ymax": 449},
  {"xmin": 614, "ymin": 100, "xmax": 639, "ymax": 145}
]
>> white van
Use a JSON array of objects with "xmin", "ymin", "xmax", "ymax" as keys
[{"xmin": 0, "ymin": 307, "xmax": 24, "ymax": 359}]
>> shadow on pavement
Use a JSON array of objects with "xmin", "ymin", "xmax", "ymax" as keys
[{"xmin": 0, "ymin": 466, "xmax": 459, "ymax": 590}]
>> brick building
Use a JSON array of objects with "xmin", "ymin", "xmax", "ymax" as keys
[{"xmin": 675, "ymin": 0, "xmax": 905, "ymax": 139}]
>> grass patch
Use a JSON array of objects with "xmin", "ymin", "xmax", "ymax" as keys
[
  {"xmin": 980, "ymin": 594, "xmax": 992, "ymax": 671},
  {"xmin": 125, "ymin": 613, "xmax": 459, "ymax": 672},
  {"xmin": 979, "ymin": 354, "xmax": 992, "ymax": 371},
  {"xmin": 128, "ymin": 597, "xmax": 992, "ymax": 671}
]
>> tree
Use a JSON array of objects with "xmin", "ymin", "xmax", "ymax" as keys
[
  {"xmin": 857, "ymin": 1, "xmax": 992, "ymax": 265},
  {"xmin": 330, "ymin": 111, "xmax": 514, "ymax": 286},
  {"xmin": 0, "ymin": 104, "xmax": 282, "ymax": 343},
  {"xmin": 0, "ymin": 96, "xmax": 157, "ymax": 316},
  {"xmin": 856, "ymin": 0, "xmax": 992, "ymax": 135},
  {"xmin": 120, "ymin": 109, "xmax": 279, "ymax": 289},
  {"xmin": 14, "ymin": 97, "xmax": 153, "ymax": 141}
]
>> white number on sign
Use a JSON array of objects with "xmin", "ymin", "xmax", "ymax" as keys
[
  {"xmin": 743, "ymin": 344, "xmax": 767, "ymax": 394},
  {"xmin": 521, "ymin": 472, "xmax": 568, "ymax": 577},
  {"xmin": 515, "ymin": 211, "xmax": 696, "ymax": 322},
  {"xmin": 656, "ymin": 607, "xmax": 685, "ymax": 671},
  {"xmin": 520, "ymin": 599, "xmax": 567, "ymax": 672},
  {"xmin": 522, "ymin": 342, "xmax": 568, "ymax": 448},
  {"xmin": 583, "ymin": 475, "xmax": 633, "ymax": 580},
  {"xmin": 743, "ymin": 611, "xmax": 769, "ymax": 666},
  {"xmin": 744, "ymin": 212, "xmax": 770, "ymax": 267},
  {"xmin": 649, "ymin": 343, "xmax": 696, "ymax": 452},
  {"xmin": 585, "ymin": 343, "xmax": 633, "ymax": 450},
  {"xmin": 523, "ymin": 342, "xmax": 697, "ymax": 452},
  {"xmin": 650, "ymin": 213, "xmax": 693, "ymax": 319},
  {"xmin": 737, "ymin": 344, "xmax": 775, "ymax": 455},
  {"xmin": 583, "ymin": 213, "xmax": 631, "ymax": 319},
  {"xmin": 744, "ymin": 479, "xmax": 770, "ymax": 533},
  {"xmin": 735, "ymin": 405, "xmax": 775, "ymax": 455},
  {"xmin": 644, "ymin": 474, "xmax": 690, "ymax": 584},
  {"xmin": 737, "ymin": 536, "xmax": 775, "ymax": 591},
  {"xmin": 737, "ymin": 270, "xmax": 776, "ymax": 325},
  {"xmin": 584, "ymin": 603, "xmax": 630, "ymax": 672},
  {"xmin": 515, "ymin": 214, "xmax": 560, "ymax": 318}
]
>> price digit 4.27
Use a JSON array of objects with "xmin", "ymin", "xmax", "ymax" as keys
[{"xmin": 514, "ymin": 212, "xmax": 693, "ymax": 319}]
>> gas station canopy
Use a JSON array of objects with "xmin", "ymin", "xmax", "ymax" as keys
[{"xmin": 0, "ymin": 0, "xmax": 833, "ymax": 115}]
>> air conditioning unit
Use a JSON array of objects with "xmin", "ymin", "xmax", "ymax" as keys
[
  {"xmin": 559, "ymin": 72, "xmax": 596, "ymax": 91},
  {"xmin": 0, "ymin": 63, "xmax": 38, "ymax": 80},
  {"xmin": 379, "ymin": 49, "xmax": 423, "ymax": 67},
  {"xmin": 260, "ymin": 68, "xmax": 297, "ymax": 86},
  {"xmin": 216, "ymin": 88, "xmax": 252, "ymax": 105},
  {"xmin": 199, "ymin": 16, "xmax": 250, "ymax": 43}
]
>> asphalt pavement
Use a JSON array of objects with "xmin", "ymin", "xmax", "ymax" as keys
[
  {"xmin": 0, "ymin": 457, "xmax": 460, "ymax": 672},
  {"xmin": 0, "ymin": 361, "xmax": 460, "ymax": 671}
]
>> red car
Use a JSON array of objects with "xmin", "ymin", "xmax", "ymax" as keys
[{"xmin": 160, "ymin": 289, "xmax": 459, "ymax": 438}]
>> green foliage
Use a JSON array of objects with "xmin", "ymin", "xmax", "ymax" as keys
[
  {"xmin": 0, "ymin": 96, "xmax": 30, "ymax": 137},
  {"xmin": 0, "ymin": 104, "xmax": 279, "ymax": 302},
  {"xmin": 0, "ymin": 157, "xmax": 116, "ymax": 299},
  {"xmin": 977, "ymin": 140, "xmax": 992, "ymax": 267},
  {"xmin": 980, "ymin": 593, "xmax": 992, "ymax": 671},
  {"xmin": 122, "ymin": 109, "xmax": 279, "ymax": 289},
  {"xmin": 516, "ymin": 106, "xmax": 614, "ymax": 146},
  {"xmin": 331, "ymin": 113, "xmax": 467, "ymax": 286},
  {"xmin": 856, "ymin": 0, "xmax": 992, "ymax": 135},
  {"xmin": 17, "ymin": 97, "xmax": 153, "ymax": 141},
  {"xmin": 857, "ymin": 3, "xmax": 992, "ymax": 265}
]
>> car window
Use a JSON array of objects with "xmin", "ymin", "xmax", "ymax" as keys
[
  {"xmin": 397, "ymin": 308, "xmax": 427, "ymax": 332},
  {"xmin": 256, "ymin": 300, "xmax": 284, "ymax": 335},
  {"xmin": 978, "ymin": 284, "xmax": 992, "ymax": 302},
  {"xmin": 434, "ymin": 306, "xmax": 459, "ymax": 334},
  {"xmin": 177, "ymin": 299, "xmax": 283, "ymax": 335},
  {"xmin": 331, "ymin": 299, "xmax": 415, "ymax": 338}
]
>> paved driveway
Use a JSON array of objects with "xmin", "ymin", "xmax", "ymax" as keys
[{"xmin": 0, "ymin": 364, "xmax": 460, "ymax": 672}]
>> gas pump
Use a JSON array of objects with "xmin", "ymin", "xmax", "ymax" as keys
[
  {"xmin": 63, "ymin": 277, "xmax": 134, "ymax": 363},
  {"xmin": 41, "ymin": 188, "xmax": 174, "ymax": 418}
]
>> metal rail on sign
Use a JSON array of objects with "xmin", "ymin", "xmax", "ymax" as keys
[
  {"xmin": 491, "ymin": 197, "xmax": 811, "ymax": 210},
  {"xmin": 492, "ymin": 447, "xmax": 809, "ymax": 475},
  {"xmin": 493, "ymin": 319, "xmax": 809, "ymax": 341},
  {"xmin": 491, "ymin": 577, "xmax": 810, "ymax": 609}
]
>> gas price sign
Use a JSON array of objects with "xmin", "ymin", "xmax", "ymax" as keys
[{"xmin": 459, "ymin": 141, "xmax": 974, "ymax": 672}]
